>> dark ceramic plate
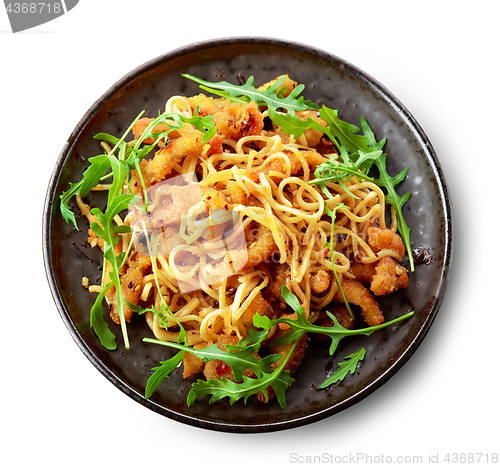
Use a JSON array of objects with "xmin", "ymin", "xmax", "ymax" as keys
[{"xmin": 43, "ymin": 37, "xmax": 452, "ymax": 433}]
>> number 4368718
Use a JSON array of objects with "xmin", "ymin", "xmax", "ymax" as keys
[{"xmin": 5, "ymin": 3, "xmax": 62, "ymax": 14}]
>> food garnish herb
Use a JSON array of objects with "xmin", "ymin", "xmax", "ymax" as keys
[
  {"xmin": 142, "ymin": 286, "xmax": 413, "ymax": 408},
  {"xmin": 60, "ymin": 111, "xmax": 217, "ymax": 348},
  {"xmin": 310, "ymin": 114, "xmax": 414, "ymax": 272},
  {"xmin": 319, "ymin": 347, "xmax": 366, "ymax": 389}
]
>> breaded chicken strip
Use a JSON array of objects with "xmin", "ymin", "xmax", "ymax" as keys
[
  {"xmin": 349, "ymin": 257, "xmax": 409, "ymax": 297},
  {"xmin": 135, "ymin": 130, "xmax": 221, "ymax": 189},
  {"xmin": 338, "ymin": 278, "xmax": 384, "ymax": 326},
  {"xmin": 189, "ymin": 95, "xmax": 265, "ymax": 141}
]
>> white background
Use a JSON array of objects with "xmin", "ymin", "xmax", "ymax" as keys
[{"xmin": 1, "ymin": 1, "xmax": 498, "ymax": 466}]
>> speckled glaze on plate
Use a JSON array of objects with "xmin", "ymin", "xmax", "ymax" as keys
[{"xmin": 43, "ymin": 37, "xmax": 452, "ymax": 433}]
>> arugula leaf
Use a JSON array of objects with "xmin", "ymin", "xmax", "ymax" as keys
[
  {"xmin": 143, "ymin": 286, "xmax": 413, "ymax": 407},
  {"xmin": 319, "ymin": 347, "xmax": 366, "ymax": 389},
  {"xmin": 183, "ymin": 74, "xmax": 318, "ymax": 115},
  {"xmin": 89, "ymin": 282, "xmax": 116, "ymax": 350},
  {"xmin": 59, "ymin": 154, "xmax": 112, "ymax": 229},
  {"xmin": 324, "ymin": 203, "xmax": 353, "ymax": 320},
  {"xmin": 256, "ymin": 286, "xmax": 414, "ymax": 355},
  {"xmin": 90, "ymin": 193, "xmax": 140, "ymax": 349},
  {"xmin": 60, "ymin": 110, "xmax": 216, "ymax": 228},
  {"xmin": 374, "ymin": 155, "xmax": 413, "ymax": 271},
  {"xmin": 187, "ymin": 344, "xmax": 296, "ymax": 409},
  {"xmin": 143, "ymin": 334, "xmax": 281, "ymax": 384},
  {"xmin": 360, "ymin": 116, "xmax": 386, "ymax": 151},
  {"xmin": 145, "ymin": 350, "xmax": 186, "ymax": 399},
  {"xmin": 310, "ymin": 112, "xmax": 413, "ymax": 271},
  {"xmin": 320, "ymin": 106, "xmax": 375, "ymax": 155}
]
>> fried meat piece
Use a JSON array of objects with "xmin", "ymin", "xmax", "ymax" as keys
[
  {"xmin": 183, "ymin": 344, "xmax": 207, "ymax": 378},
  {"xmin": 192, "ymin": 95, "xmax": 265, "ymax": 141},
  {"xmin": 226, "ymin": 181, "xmax": 248, "ymax": 205},
  {"xmin": 270, "ymin": 333, "xmax": 307, "ymax": 375},
  {"xmin": 301, "ymin": 149, "xmax": 329, "ymax": 169},
  {"xmin": 187, "ymin": 94, "xmax": 225, "ymax": 116},
  {"xmin": 132, "ymin": 117, "xmax": 173, "ymax": 145},
  {"xmin": 258, "ymin": 331, "xmax": 308, "ymax": 403},
  {"xmin": 367, "ymin": 226, "xmax": 405, "ymax": 257},
  {"xmin": 349, "ymin": 261, "xmax": 377, "ymax": 285},
  {"xmin": 242, "ymin": 291, "xmax": 273, "ymax": 327},
  {"xmin": 338, "ymin": 278, "xmax": 384, "ymax": 326},
  {"xmin": 349, "ymin": 257, "xmax": 409, "ymax": 297},
  {"xmin": 371, "ymin": 256, "xmax": 409, "ymax": 296},
  {"xmin": 310, "ymin": 270, "xmax": 330, "ymax": 294},
  {"xmin": 132, "ymin": 130, "xmax": 222, "ymax": 190},
  {"xmin": 202, "ymin": 335, "xmax": 255, "ymax": 382},
  {"xmin": 211, "ymin": 101, "xmax": 264, "ymax": 140},
  {"xmin": 316, "ymin": 304, "xmax": 355, "ymax": 341},
  {"xmin": 296, "ymin": 110, "xmax": 327, "ymax": 147},
  {"xmin": 268, "ymin": 263, "xmax": 288, "ymax": 302},
  {"xmin": 109, "ymin": 261, "xmax": 146, "ymax": 324},
  {"xmin": 245, "ymin": 223, "xmax": 278, "ymax": 269}
]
